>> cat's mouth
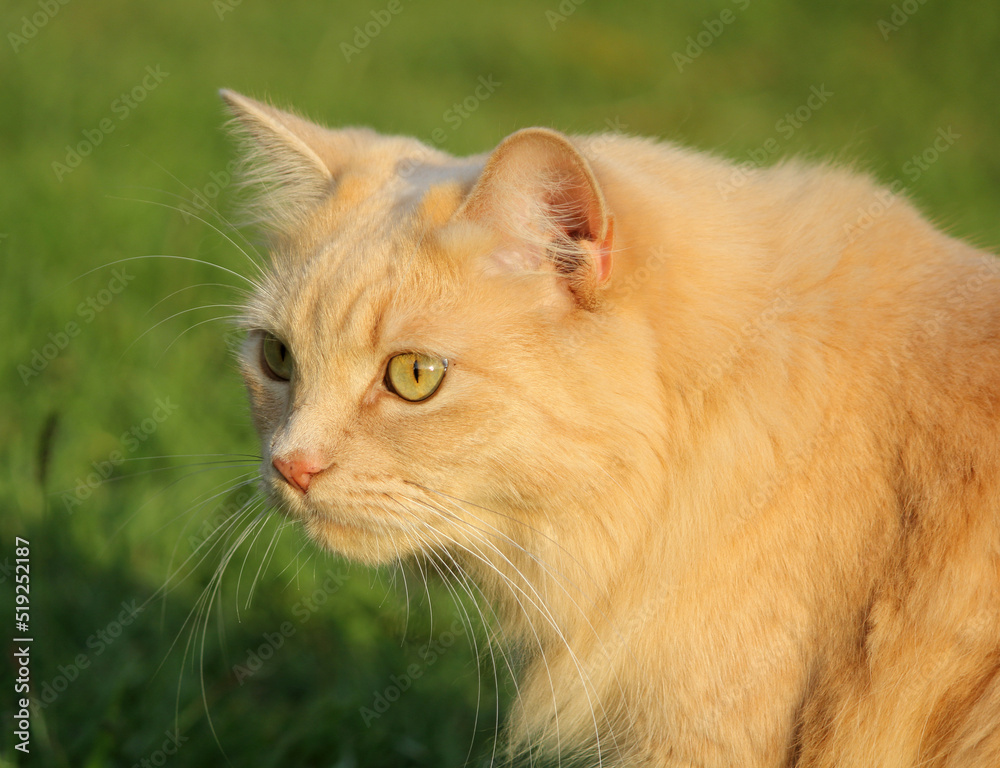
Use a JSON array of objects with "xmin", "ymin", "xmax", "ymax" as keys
[
  {"xmin": 266, "ymin": 470, "xmax": 424, "ymax": 562},
  {"xmin": 270, "ymin": 482, "xmax": 393, "ymax": 528}
]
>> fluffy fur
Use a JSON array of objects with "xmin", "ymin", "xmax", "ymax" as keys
[{"xmin": 221, "ymin": 88, "xmax": 1000, "ymax": 767}]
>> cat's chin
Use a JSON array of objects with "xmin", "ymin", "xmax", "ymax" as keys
[{"xmin": 300, "ymin": 511, "xmax": 408, "ymax": 566}]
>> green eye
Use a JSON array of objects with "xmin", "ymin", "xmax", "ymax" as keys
[
  {"xmin": 385, "ymin": 353, "xmax": 447, "ymax": 402},
  {"xmin": 261, "ymin": 333, "xmax": 293, "ymax": 381}
]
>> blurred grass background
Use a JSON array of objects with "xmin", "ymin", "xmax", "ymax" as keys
[{"xmin": 1, "ymin": 0, "xmax": 998, "ymax": 765}]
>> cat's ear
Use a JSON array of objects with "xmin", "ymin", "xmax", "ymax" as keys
[
  {"xmin": 458, "ymin": 128, "xmax": 614, "ymax": 310},
  {"xmin": 219, "ymin": 89, "xmax": 339, "ymax": 232}
]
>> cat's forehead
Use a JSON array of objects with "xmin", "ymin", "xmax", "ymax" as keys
[
  {"xmin": 249, "ymin": 185, "xmax": 472, "ymax": 358},
  {"xmin": 263, "ymin": 227, "xmax": 405, "ymax": 340}
]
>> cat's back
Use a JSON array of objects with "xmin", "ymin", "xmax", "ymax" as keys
[{"xmin": 574, "ymin": 130, "xmax": 1000, "ymax": 415}]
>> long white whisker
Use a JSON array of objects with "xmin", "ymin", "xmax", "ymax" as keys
[
  {"xmin": 412, "ymin": 529, "xmax": 512, "ymax": 768},
  {"xmin": 159, "ymin": 498, "xmax": 265, "ymax": 752},
  {"xmin": 158, "ymin": 472, "xmax": 260, "ymax": 546},
  {"xmin": 387, "ymin": 536, "xmax": 412, "ymax": 642},
  {"xmin": 410, "ymin": 483, "xmax": 640, "ymax": 741},
  {"xmin": 246, "ymin": 515, "xmax": 291, "ymax": 609},
  {"xmin": 163, "ymin": 475, "xmax": 262, "ymax": 589},
  {"xmin": 115, "ymin": 151, "xmax": 266, "ymax": 270},
  {"xmin": 157, "ymin": 500, "xmax": 264, "ymax": 634},
  {"xmin": 403, "ymin": 491, "xmax": 631, "ymax": 764},
  {"xmin": 68, "ymin": 253, "xmax": 262, "ymax": 292},
  {"xmin": 271, "ymin": 535, "xmax": 316, "ymax": 584},
  {"xmin": 143, "ymin": 282, "xmax": 250, "ymax": 318},
  {"xmin": 107, "ymin": 191, "xmax": 266, "ymax": 282},
  {"xmin": 104, "ymin": 465, "xmax": 260, "ymax": 551},
  {"xmin": 149, "ymin": 313, "xmax": 250, "ymax": 366},
  {"xmin": 415, "ymin": 540, "xmax": 492, "ymax": 767},
  {"xmin": 412, "ymin": 487, "xmax": 624, "ymax": 660},
  {"xmin": 121, "ymin": 302, "xmax": 243, "ymax": 360},
  {"xmin": 191, "ymin": 502, "xmax": 271, "ymax": 756},
  {"xmin": 392, "ymin": 496, "xmax": 569, "ymax": 762},
  {"xmin": 400, "ymin": 518, "xmax": 516, "ymax": 766},
  {"xmin": 121, "ymin": 452, "xmax": 262, "ymax": 462},
  {"xmin": 406, "ymin": 480, "xmax": 610, "ymax": 600},
  {"xmin": 50, "ymin": 458, "xmax": 257, "ymax": 498},
  {"xmin": 234, "ymin": 509, "xmax": 280, "ymax": 619}
]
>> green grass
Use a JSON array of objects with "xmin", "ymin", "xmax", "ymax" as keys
[{"xmin": 2, "ymin": 0, "xmax": 998, "ymax": 765}]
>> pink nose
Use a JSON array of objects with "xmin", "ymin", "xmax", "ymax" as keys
[{"xmin": 272, "ymin": 453, "xmax": 326, "ymax": 493}]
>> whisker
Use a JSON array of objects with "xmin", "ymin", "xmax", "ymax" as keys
[
  {"xmin": 270, "ymin": 530, "xmax": 316, "ymax": 584},
  {"xmin": 400, "ymin": 491, "xmax": 633, "ymax": 764},
  {"xmin": 409, "ymin": 487, "xmax": 620, "ymax": 654},
  {"xmin": 115, "ymin": 151, "xmax": 266, "ymax": 269},
  {"xmin": 143, "ymin": 282, "xmax": 250, "ymax": 318},
  {"xmin": 121, "ymin": 452, "xmax": 262, "ymax": 462},
  {"xmin": 106, "ymin": 190, "xmax": 266, "ymax": 282},
  {"xmin": 185, "ymin": 500, "xmax": 271, "ymax": 757},
  {"xmin": 158, "ymin": 314, "xmax": 250, "ymax": 364},
  {"xmin": 234, "ymin": 508, "xmax": 281, "ymax": 619},
  {"xmin": 163, "ymin": 474, "xmax": 262, "ymax": 584},
  {"xmin": 417, "ymin": 542, "xmax": 491, "ymax": 767},
  {"xmin": 68, "ymin": 253, "xmax": 262, "ymax": 293},
  {"xmin": 245, "ymin": 515, "xmax": 290, "ymax": 609},
  {"xmin": 156, "ymin": 501, "xmax": 264, "ymax": 686},
  {"xmin": 158, "ymin": 471, "xmax": 260, "ymax": 539},
  {"xmin": 153, "ymin": 496, "xmax": 264, "ymax": 618},
  {"xmin": 387, "ymin": 537, "xmax": 412, "ymax": 642},
  {"xmin": 409, "ymin": 483, "xmax": 640, "ymax": 735},
  {"xmin": 414, "ymin": 531, "xmax": 511, "ymax": 768},
  {"xmin": 391, "ymin": 519, "xmax": 499, "ymax": 763},
  {"xmin": 390, "ymin": 496, "xmax": 567, "ymax": 762},
  {"xmin": 418, "ymin": 503, "xmax": 574, "ymax": 761},
  {"xmin": 103, "ymin": 463, "xmax": 260, "ymax": 550},
  {"xmin": 50, "ymin": 457, "xmax": 258, "ymax": 498},
  {"xmin": 120, "ymin": 302, "xmax": 244, "ymax": 360},
  {"xmin": 406, "ymin": 480, "xmax": 610, "ymax": 599}
]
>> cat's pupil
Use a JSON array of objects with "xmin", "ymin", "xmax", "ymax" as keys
[{"xmin": 412, "ymin": 357, "xmax": 420, "ymax": 383}]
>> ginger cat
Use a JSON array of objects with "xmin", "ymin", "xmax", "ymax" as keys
[{"xmin": 220, "ymin": 89, "xmax": 1000, "ymax": 767}]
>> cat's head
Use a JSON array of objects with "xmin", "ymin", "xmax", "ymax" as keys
[{"xmin": 222, "ymin": 90, "xmax": 659, "ymax": 573}]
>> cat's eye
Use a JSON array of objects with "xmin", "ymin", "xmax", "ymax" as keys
[
  {"xmin": 260, "ymin": 333, "xmax": 293, "ymax": 381},
  {"xmin": 384, "ymin": 353, "xmax": 447, "ymax": 402}
]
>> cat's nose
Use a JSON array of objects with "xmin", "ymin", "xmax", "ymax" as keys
[{"xmin": 272, "ymin": 453, "xmax": 325, "ymax": 493}]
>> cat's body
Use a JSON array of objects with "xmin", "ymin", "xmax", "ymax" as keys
[{"xmin": 221, "ymin": 90, "xmax": 1000, "ymax": 767}]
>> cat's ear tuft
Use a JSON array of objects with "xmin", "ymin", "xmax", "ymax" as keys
[
  {"xmin": 459, "ymin": 128, "xmax": 614, "ymax": 310},
  {"xmin": 219, "ymin": 89, "xmax": 337, "ymax": 233}
]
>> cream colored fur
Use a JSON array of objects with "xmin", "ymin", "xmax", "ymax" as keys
[{"xmin": 221, "ymin": 89, "xmax": 1000, "ymax": 767}]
